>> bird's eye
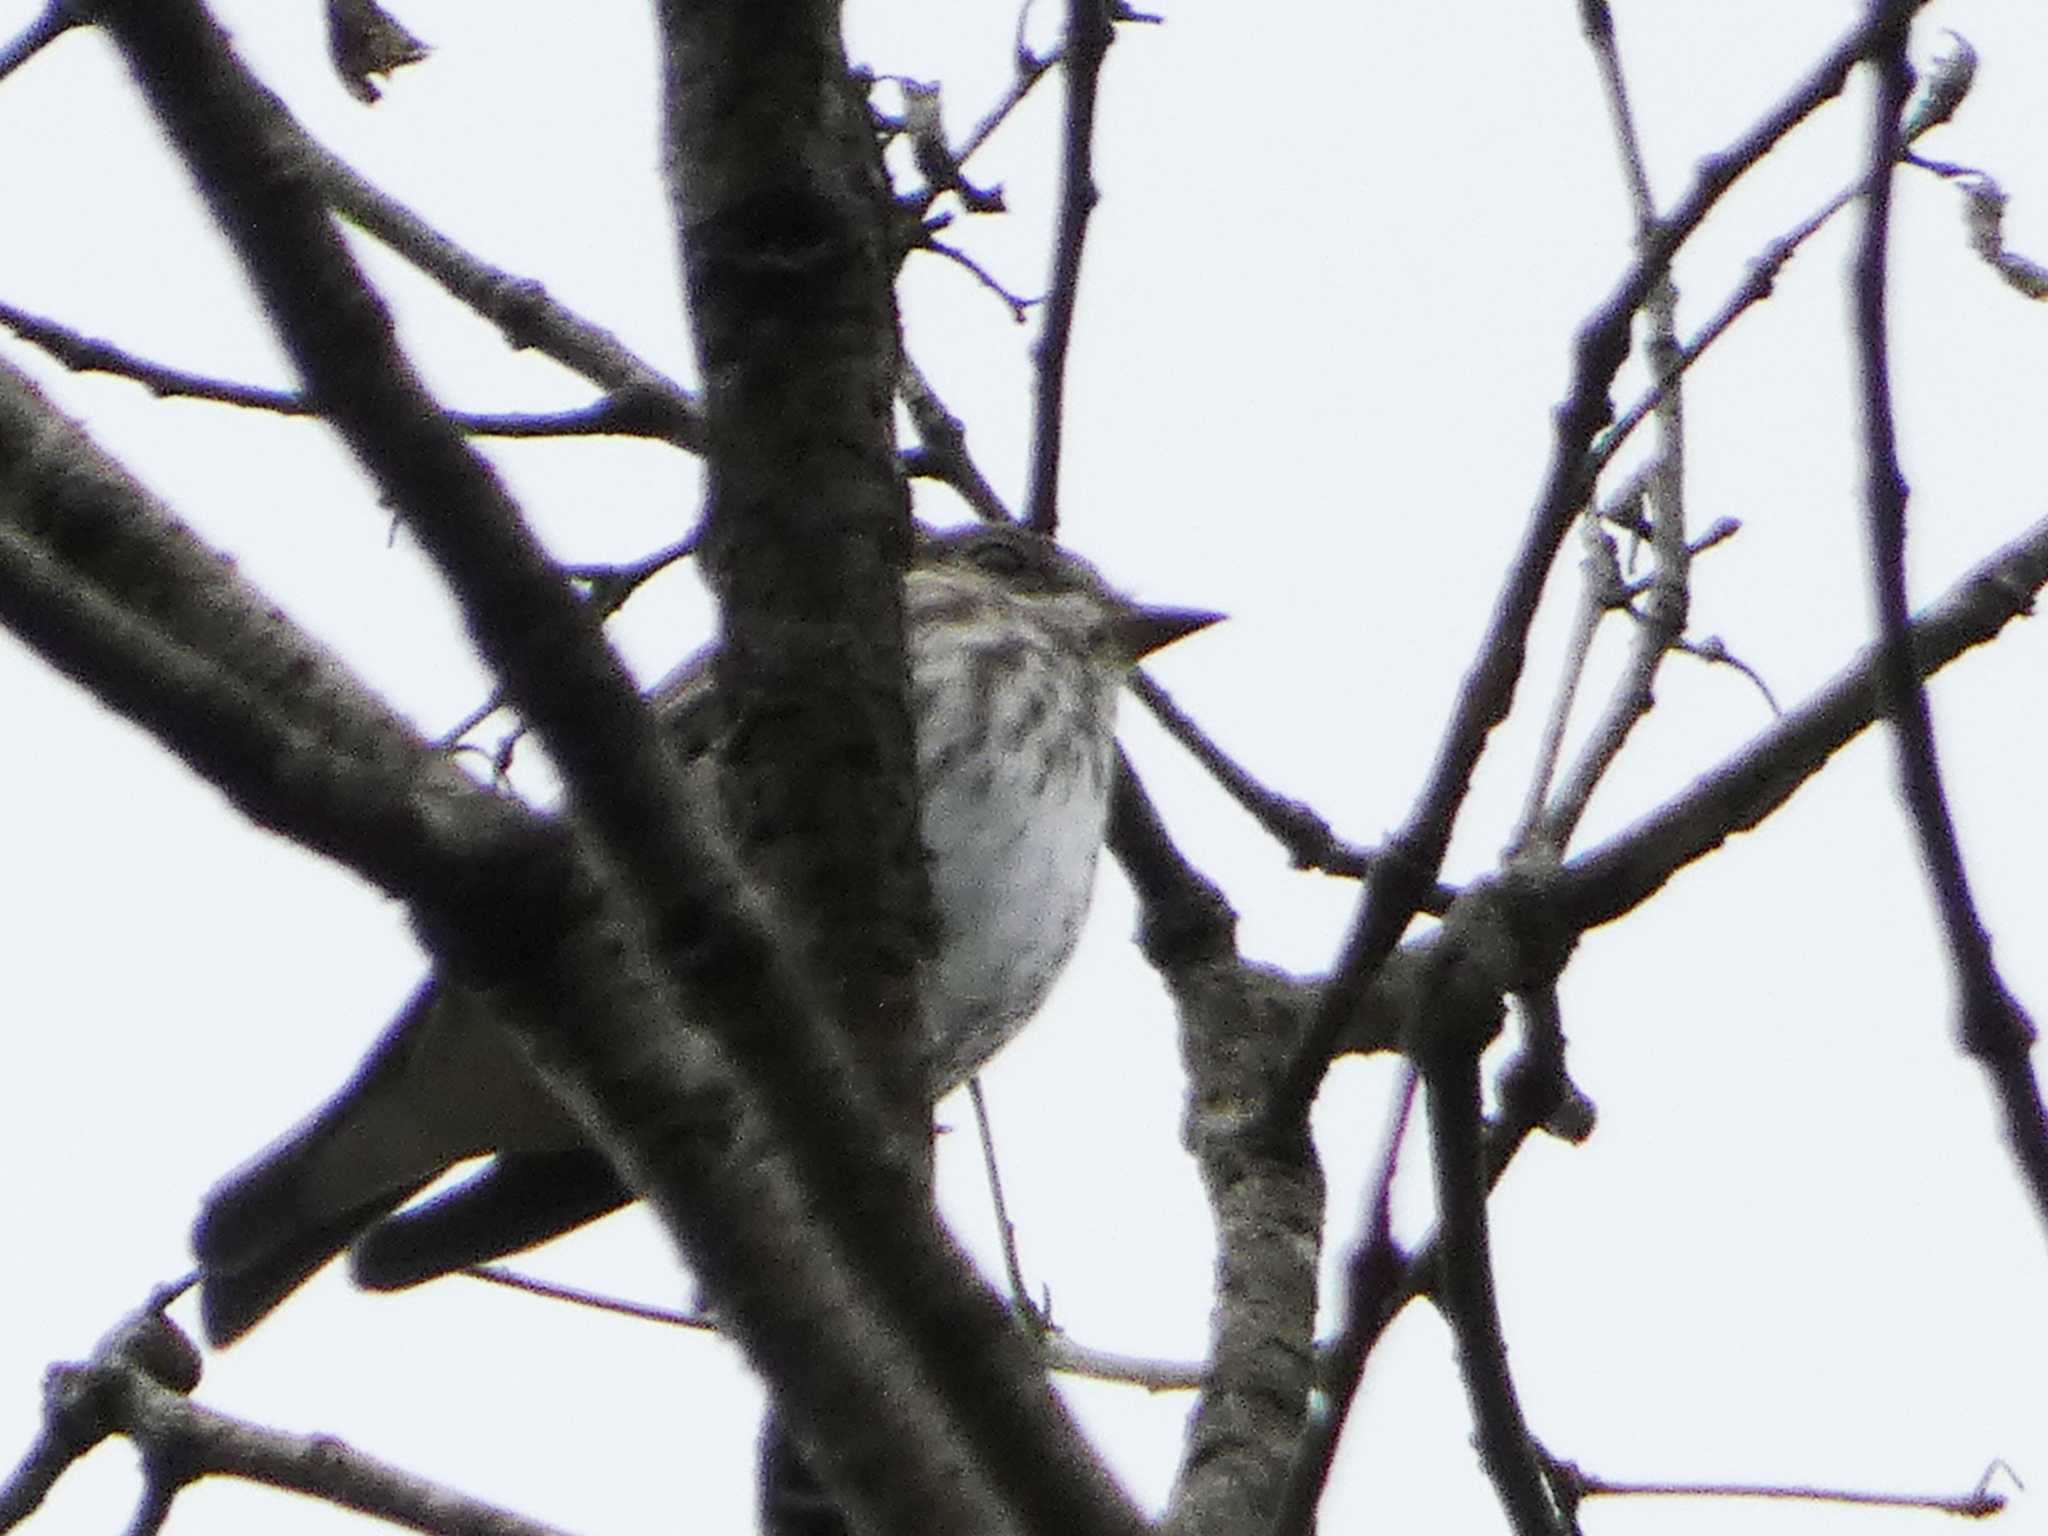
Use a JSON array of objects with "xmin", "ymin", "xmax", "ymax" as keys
[{"xmin": 965, "ymin": 534, "xmax": 1030, "ymax": 578}]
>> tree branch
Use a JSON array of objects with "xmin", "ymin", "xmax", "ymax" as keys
[
  {"xmin": 1420, "ymin": 961, "xmax": 1572, "ymax": 1536},
  {"xmin": 0, "ymin": 0, "xmax": 78, "ymax": 86},
  {"xmin": 1022, "ymin": 0, "xmax": 1114, "ymax": 535},
  {"xmin": 1103, "ymin": 763, "xmax": 1325, "ymax": 1536},
  {"xmin": 1558, "ymin": 509, "xmax": 2048, "ymax": 932},
  {"xmin": 0, "ymin": 1298, "xmax": 573, "ymax": 1536},
  {"xmin": 81, "ymin": 6, "xmax": 1136, "ymax": 1535},
  {"xmin": 1282, "ymin": 0, "xmax": 1939, "ymax": 1116},
  {"xmin": 1848, "ymin": 6, "xmax": 2048, "ymax": 1237}
]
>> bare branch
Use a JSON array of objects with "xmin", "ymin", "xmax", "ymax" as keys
[
  {"xmin": 899, "ymin": 352, "xmax": 1017, "ymax": 522},
  {"xmin": 1023, "ymin": 0, "xmax": 1114, "ymax": 535},
  {"xmin": 1592, "ymin": 32, "xmax": 1976, "ymax": 480},
  {"xmin": 1849, "ymin": 7, "xmax": 2048, "ymax": 1238},
  {"xmin": 0, "ymin": 297, "xmax": 694, "ymax": 442},
  {"xmin": 967, "ymin": 1079, "xmax": 1043, "ymax": 1326},
  {"xmin": 954, "ymin": 30, "xmax": 1061, "ymax": 171},
  {"xmin": 1282, "ymin": 0, "xmax": 1938, "ymax": 1117},
  {"xmin": 1420, "ymin": 961, "xmax": 1573, "ymax": 1536},
  {"xmin": 296, "ymin": 122, "xmax": 700, "ymax": 433},
  {"xmin": 1096, "ymin": 760, "xmax": 1327, "ymax": 1536},
  {"xmin": 455, "ymin": 1263, "xmax": 1208, "ymax": 1393},
  {"xmin": 1561, "ymin": 1461, "xmax": 2009, "ymax": 1519},
  {"xmin": 1130, "ymin": 669, "xmax": 1457, "ymax": 906},
  {"xmin": 1558, "ymin": 510, "xmax": 2048, "ymax": 931},
  {"xmin": 0, "ymin": 0, "xmax": 79, "ymax": 86},
  {"xmin": 927, "ymin": 235, "xmax": 1037, "ymax": 320},
  {"xmin": 0, "ymin": 1299, "xmax": 574, "ymax": 1536},
  {"xmin": 1506, "ymin": 518, "xmax": 1621, "ymax": 853},
  {"xmin": 1524, "ymin": 1, "xmax": 1695, "ymax": 859},
  {"xmin": 1268, "ymin": 1067, "xmax": 1418, "ymax": 1536}
]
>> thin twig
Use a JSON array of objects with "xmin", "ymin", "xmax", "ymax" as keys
[
  {"xmin": 1667, "ymin": 632, "xmax": 1780, "ymax": 715},
  {"xmin": 954, "ymin": 20, "xmax": 1061, "ymax": 169},
  {"xmin": 1848, "ymin": 6, "xmax": 2048, "ymax": 1237},
  {"xmin": 563, "ymin": 532, "xmax": 702, "ymax": 611},
  {"xmin": 1023, "ymin": 0, "xmax": 1114, "ymax": 534},
  {"xmin": 438, "ymin": 534, "xmax": 701, "ymax": 755},
  {"xmin": 459, "ymin": 1260, "xmax": 1206, "ymax": 1391},
  {"xmin": 1525, "ymin": 0, "xmax": 1693, "ymax": 859},
  {"xmin": 295, "ymin": 123, "xmax": 701, "ymax": 435},
  {"xmin": 1563, "ymin": 1465, "xmax": 2007, "ymax": 1518},
  {"xmin": 899, "ymin": 352, "xmax": 1016, "ymax": 523},
  {"xmin": 458, "ymin": 1264, "xmax": 718, "ymax": 1331},
  {"xmin": 927, "ymin": 236, "xmax": 1036, "ymax": 320},
  {"xmin": 1506, "ymin": 518, "xmax": 1620, "ymax": 852},
  {"xmin": 0, "ymin": 298, "xmax": 697, "ymax": 443},
  {"xmin": 967, "ymin": 1078, "xmax": 1039, "ymax": 1321}
]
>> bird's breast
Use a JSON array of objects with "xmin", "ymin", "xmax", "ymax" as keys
[{"xmin": 910, "ymin": 631, "xmax": 1119, "ymax": 1091}]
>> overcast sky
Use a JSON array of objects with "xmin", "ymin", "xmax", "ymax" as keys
[{"xmin": 5, "ymin": 3, "xmax": 2048, "ymax": 1534}]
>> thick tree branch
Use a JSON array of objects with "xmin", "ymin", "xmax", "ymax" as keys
[
  {"xmin": 656, "ymin": 4, "xmax": 1140, "ymax": 1533},
  {"xmin": 79, "ymin": 7, "xmax": 1136, "ymax": 1536},
  {"xmin": 1105, "ymin": 763, "xmax": 1325, "ymax": 1536},
  {"xmin": 0, "ymin": 321, "xmax": 1005, "ymax": 1536},
  {"xmin": 656, "ymin": 0, "xmax": 931, "ymax": 1122}
]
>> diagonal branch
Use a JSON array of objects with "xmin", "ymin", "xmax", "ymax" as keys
[{"xmin": 1558, "ymin": 509, "xmax": 2048, "ymax": 934}]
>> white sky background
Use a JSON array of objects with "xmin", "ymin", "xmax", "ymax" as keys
[{"xmin": 4, "ymin": 1, "xmax": 2048, "ymax": 1533}]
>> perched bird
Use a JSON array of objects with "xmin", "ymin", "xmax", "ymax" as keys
[{"xmin": 193, "ymin": 522, "xmax": 1221, "ymax": 1346}]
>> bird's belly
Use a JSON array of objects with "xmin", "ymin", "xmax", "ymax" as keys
[{"xmin": 917, "ymin": 738, "xmax": 1112, "ymax": 1092}]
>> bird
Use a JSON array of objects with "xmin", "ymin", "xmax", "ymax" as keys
[{"xmin": 192, "ymin": 521, "xmax": 1222, "ymax": 1346}]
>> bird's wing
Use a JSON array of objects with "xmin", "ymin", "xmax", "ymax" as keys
[{"xmin": 191, "ymin": 648, "xmax": 725, "ymax": 1346}]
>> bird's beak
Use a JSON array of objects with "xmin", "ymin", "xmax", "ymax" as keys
[{"xmin": 1111, "ymin": 604, "xmax": 1226, "ymax": 662}]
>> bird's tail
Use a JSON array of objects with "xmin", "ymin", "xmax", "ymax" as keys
[
  {"xmin": 192, "ymin": 981, "xmax": 621, "ymax": 1345},
  {"xmin": 192, "ymin": 983, "xmax": 464, "ymax": 1346}
]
